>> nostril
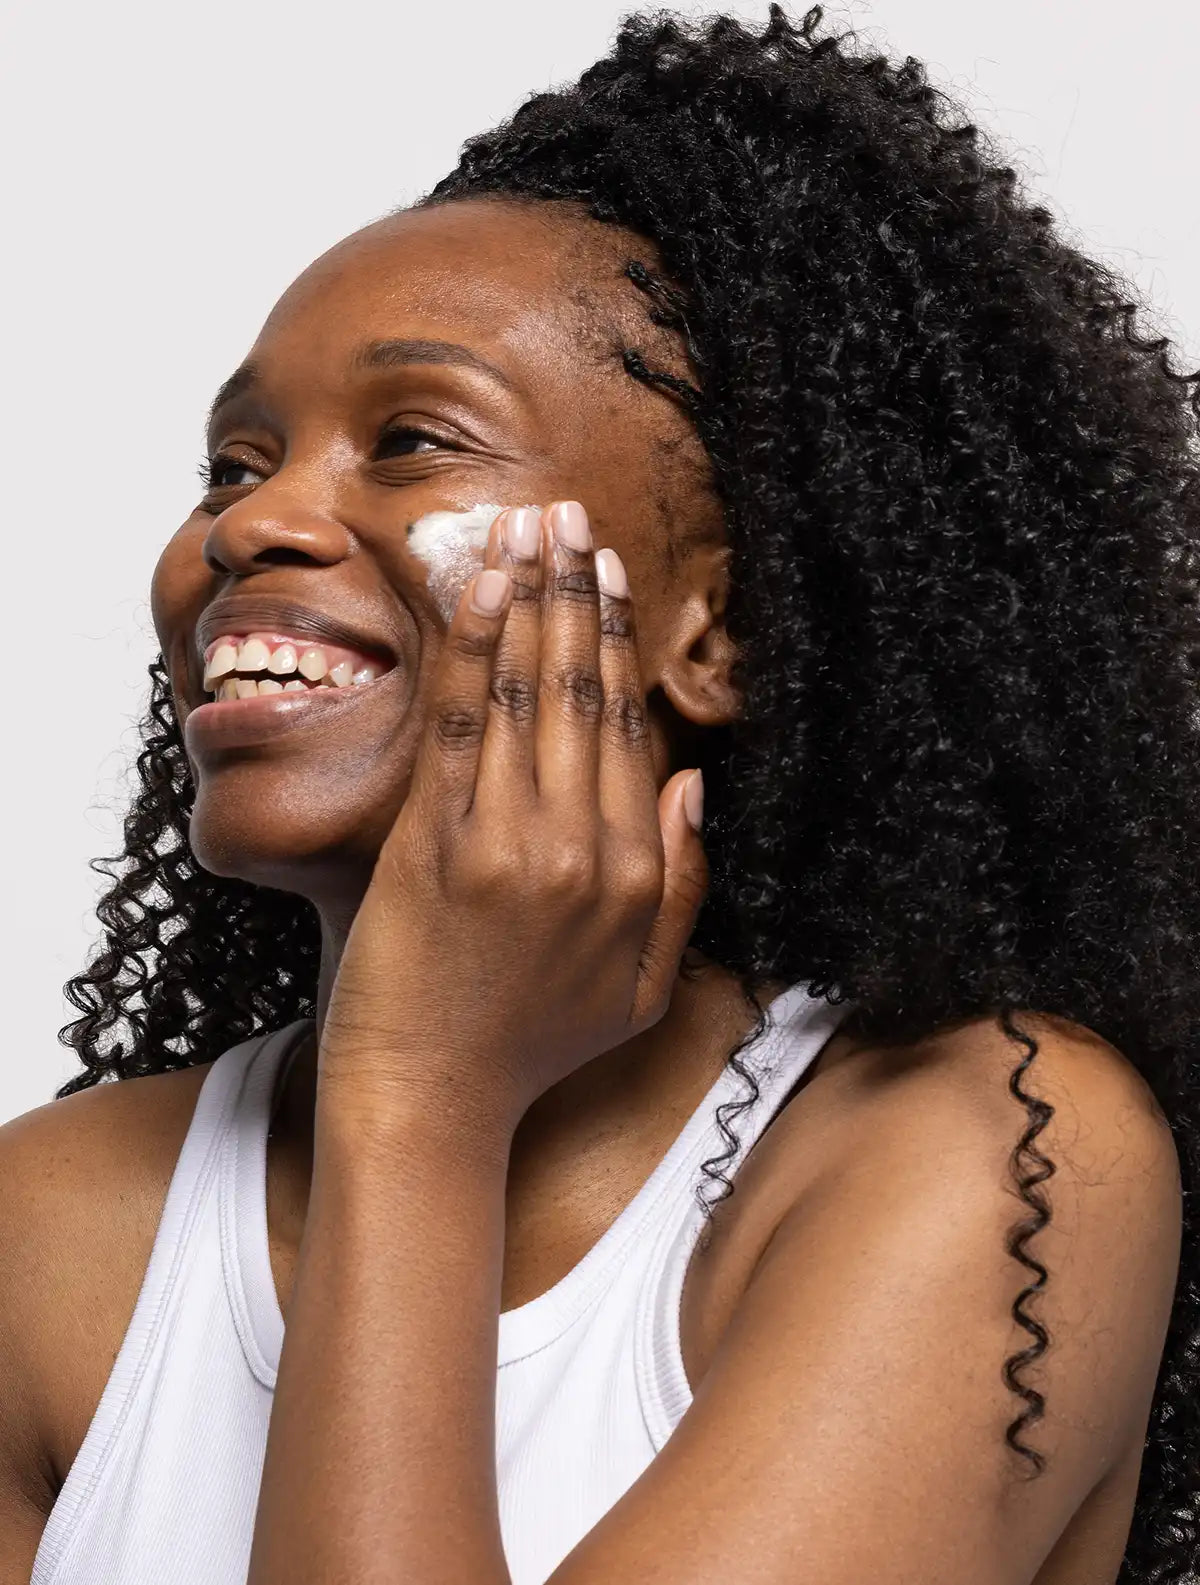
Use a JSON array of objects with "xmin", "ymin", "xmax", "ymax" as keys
[
  {"xmin": 256, "ymin": 547, "xmax": 319, "ymax": 566},
  {"xmin": 200, "ymin": 511, "xmax": 351, "ymax": 578},
  {"xmin": 202, "ymin": 547, "xmax": 320, "ymax": 573}
]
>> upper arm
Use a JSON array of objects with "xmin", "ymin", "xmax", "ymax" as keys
[
  {"xmin": 0, "ymin": 1062, "xmax": 210, "ymax": 1583},
  {"xmin": 551, "ymin": 1017, "xmax": 1183, "ymax": 1585},
  {"xmin": 0, "ymin": 1367, "xmax": 53, "ymax": 1583},
  {"xmin": 0, "ymin": 1109, "xmax": 66, "ymax": 1581}
]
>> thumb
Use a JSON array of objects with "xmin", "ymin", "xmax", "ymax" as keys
[{"xmin": 632, "ymin": 768, "xmax": 709, "ymax": 1028}]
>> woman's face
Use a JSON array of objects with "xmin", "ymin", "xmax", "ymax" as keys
[{"xmin": 151, "ymin": 195, "xmax": 732, "ymax": 916}]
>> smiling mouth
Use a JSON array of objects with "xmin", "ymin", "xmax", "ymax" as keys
[{"xmin": 199, "ymin": 630, "xmax": 395, "ymax": 702}]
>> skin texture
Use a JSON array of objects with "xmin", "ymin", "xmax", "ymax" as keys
[
  {"xmin": 407, "ymin": 501, "xmax": 544, "ymax": 625},
  {"xmin": 0, "ymin": 196, "xmax": 1182, "ymax": 1585}
]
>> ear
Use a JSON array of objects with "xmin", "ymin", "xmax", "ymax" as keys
[{"xmin": 655, "ymin": 542, "xmax": 741, "ymax": 728}]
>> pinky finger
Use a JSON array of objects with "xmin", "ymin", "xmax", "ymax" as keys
[
  {"xmin": 631, "ymin": 768, "xmax": 708, "ymax": 1030},
  {"xmin": 403, "ymin": 567, "xmax": 514, "ymax": 834}
]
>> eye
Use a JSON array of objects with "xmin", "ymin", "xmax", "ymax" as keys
[
  {"xmin": 374, "ymin": 425, "xmax": 443, "ymax": 459},
  {"xmin": 196, "ymin": 424, "xmax": 449, "ymax": 501},
  {"xmin": 199, "ymin": 455, "xmax": 265, "ymax": 491}
]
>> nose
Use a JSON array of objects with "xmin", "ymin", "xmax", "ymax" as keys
[{"xmin": 201, "ymin": 482, "xmax": 353, "ymax": 576}]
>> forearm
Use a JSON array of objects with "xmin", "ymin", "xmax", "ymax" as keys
[{"xmin": 246, "ymin": 1078, "xmax": 515, "ymax": 1585}]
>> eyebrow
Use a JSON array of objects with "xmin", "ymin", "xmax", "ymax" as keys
[
  {"xmin": 351, "ymin": 337, "xmax": 515, "ymax": 390},
  {"xmin": 206, "ymin": 363, "xmax": 261, "ymax": 436},
  {"xmin": 205, "ymin": 337, "xmax": 515, "ymax": 437}
]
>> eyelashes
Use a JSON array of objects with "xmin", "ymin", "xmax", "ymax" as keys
[
  {"xmin": 198, "ymin": 425, "xmax": 448, "ymax": 495},
  {"xmin": 197, "ymin": 456, "xmax": 261, "ymax": 491}
]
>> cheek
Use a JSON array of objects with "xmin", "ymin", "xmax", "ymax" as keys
[
  {"xmin": 407, "ymin": 502, "xmax": 544, "ymax": 625},
  {"xmin": 150, "ymin": 518, "xmax": 211, "ymax": 655}
]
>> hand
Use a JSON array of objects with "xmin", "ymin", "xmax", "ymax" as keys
[{"xmin": 317, "ymin": 499, "xmax": 708, "ymax": 1136}]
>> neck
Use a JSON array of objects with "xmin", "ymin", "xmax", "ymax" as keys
[{"xmin": 272, "ymin": 943, "xmax": 786, "ymax": 1255}]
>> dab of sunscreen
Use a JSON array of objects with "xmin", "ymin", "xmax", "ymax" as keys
[{"xmin": 407, "ymin": 502, "xmax": 543, "ymax": 626}]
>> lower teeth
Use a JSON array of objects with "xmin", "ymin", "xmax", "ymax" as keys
[{"xmin": 214, "ymin": 676, "xmax": 326, "ymax": 701}]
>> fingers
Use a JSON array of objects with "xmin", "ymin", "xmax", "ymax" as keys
[
  {"xmin": 403, "ymin": 539, "xmax": 514, "ymax": 834},
  {"xmin": 471, "ymin": 501, "xmax": 654, "ymax": 822},
  {"xmin": 402, "ymin": 494, "xmax": 706, "ymax": 1037},
  {"xmin": 473, "ymin": 505, "xmax": 548, "ymax": 797},
  {"xmin": 632, "ymin": 769, "xmax": 709, "ymax": 1028},
  {"xmin": 534, "ymin": 501, "xmax": 603, "ymax": 809},
  {"xmin": 592, "ymin": 545, "xmax": 660, "ymax": 835}
]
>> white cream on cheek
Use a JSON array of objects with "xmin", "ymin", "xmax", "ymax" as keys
[{"xmin": 406, "ymin": 502, "xmax": 544, "ymax": 627}]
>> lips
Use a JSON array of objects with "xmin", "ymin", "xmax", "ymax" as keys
[{"xmin": 182, "ymin": 664, "xmax": 409, "ymax": 753}]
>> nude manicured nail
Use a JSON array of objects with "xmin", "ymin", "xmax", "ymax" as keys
[
  {"xmin": 469, "ymin": 568, "xmax": 511, "ymax": 615},
  {"xmin": 684, "ymin": 769, "xmax": 704, "ymax": 832},
  {"xmin": 503, "ymin": 507, "xmax": 541, "ymax": 560},
  {"xmin": 595, "ymin": 549, "xmax": 629, "ymax": 599},
  {"xmin": 550, "ymin": 500, "xmax": 591, "ymax": 552}
]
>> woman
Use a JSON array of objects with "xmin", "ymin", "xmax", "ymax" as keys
[{"xmin": 0, "ymin": 5, "xmax": 1195, "ymax": 1582}]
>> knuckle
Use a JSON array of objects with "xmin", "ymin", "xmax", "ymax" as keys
[
  {"xmin": 489, "ymin": 670, "xmax": 538, "ymax": 723},
  {"xmin": 448, "ymin": 627, "xmax": 496, "ymax": 662},
  {"xmin": 456, "ymin": 846, "xmax": 518, "ymax": 896},
  {"xmin": 621, "ymin": 839, "xmax": 665, "ymax": 910},
  {"xmin": 508, "ymin": 575, "xmax": 542, "ymax": 607},
  {"xmin": 553, "ymin": 565, "xmax": 599, "ymax": 603},
  {"xmin": 552, "ymin": 664, "xmax": 604, "ymax": 719},
  {"xmin": 603, "ymin": 690, "xmax": 649, "ymax": 744},
  {"xmin": 431, "ymin": 701, "xmax": 486, "ymax": 751},
  {"xmin": 543, "ymin": 840, "xmax": 597, "ymax": 895},
  {"xmin": 600, "ymin": 602, "xmax": 635, "ymax": 642}
]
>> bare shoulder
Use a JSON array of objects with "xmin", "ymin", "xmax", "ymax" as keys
[
  {"xmin": 634, "ymin": 1013, "xmax": 1183, "ymax": 1585},
  {"xmin": 821, "ymin": 1006, "xmax": 1177, "ymax": 1144},
  {"xmin": 0, "ymin": 1062, "xmax": 214, "ymax": 1487},
  {"xmin": 787, "ymin": 1008, "xmax": 1182, "ymax": 1219},
  {"xmin": 866, "ymin": 1006, "xmax": 1180, "ymax": 1276},
  {"xmin": 0, "ymin": 1058, "xmax": 215, "ymax": 1196},
  {"xmin": 718, "ymin": 1006, "xmax": 1181, "ymax": 1250},
  {"xmin": 796, "ymin": 1008, "xmax": 1183, "ymax": 1315},
  {"xmin": 900, "ymin": 1012, "xmax": 1184, "ymax": 1332},
  {"xmin": 687, "ymin": 1009, "xmax": 1182, "ymax": 1492}
]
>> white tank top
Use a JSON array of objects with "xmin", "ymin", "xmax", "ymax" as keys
[{"xmin": 31, "ymin": 980, "xmax": 847, "ymax": 1585}]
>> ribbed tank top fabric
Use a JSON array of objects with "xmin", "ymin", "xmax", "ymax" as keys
[{"xmin": 31, "ymin": 982, "xmax": 848, "ymax": 1585}]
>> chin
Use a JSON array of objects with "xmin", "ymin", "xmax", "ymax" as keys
[{"xmin": 188, "ymin": 784, "xmax": 398, "ymax": 900}]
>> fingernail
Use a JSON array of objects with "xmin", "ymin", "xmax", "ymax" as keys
[
  {"xmin": 550, "ymin": 500, "xmax": 591, "ymax": 553},
  {"xmin": 503, "ymin": 507, "xmax": 541, "ymax": 560},
  {"xmin": 595, "ymin": 548, "xmax": 629, "ymax": 599},
  {"xmin": 684, "ymin": 769, "xmax": 704, "ymax": 832},
  {"xmin": 469, "ymin": 567, "xmax": 511, "ymax": 615}
]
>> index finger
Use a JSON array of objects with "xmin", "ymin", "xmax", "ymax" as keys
[{"xmin": 403, "ymin": 554, "xmax": 514, "ymax": 835}]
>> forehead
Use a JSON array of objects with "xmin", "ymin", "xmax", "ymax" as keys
[{"xmin": 254, "ymin": 197, "xmax": 652, "ymax": 393}]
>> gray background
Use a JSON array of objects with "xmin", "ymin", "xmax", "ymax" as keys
[{"xmin": 2, "ymin": 0, "xmax": 1197, "ymax": 1125}]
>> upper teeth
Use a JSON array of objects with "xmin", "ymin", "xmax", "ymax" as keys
[{"xmin": 202, "ymin": 634, "xmax": 384, "ymax": 698}]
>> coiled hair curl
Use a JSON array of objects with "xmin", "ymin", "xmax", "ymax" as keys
[{"xmin": 58, "ymin": 7, "xmax": 1200, "ymax": 1576}]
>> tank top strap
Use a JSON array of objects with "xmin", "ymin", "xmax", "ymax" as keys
[
  {"xmin": 633, "ymin": 983, "xmax": 851, "ymax": 1447},
  {"xmin": 497, "ymin": 981, "xmax": 849, "ymax": 1366},
  {"xmin": 127, "ymin": 1021, "xmax": 300, "ymax": 1348},
  {"xmin": 721, "ymin": 979, "xmax": 850, "ymax": 1124},
  {"xmin": 217, "ymin": 1019, "xmax": 313, "ymax": 1388}
]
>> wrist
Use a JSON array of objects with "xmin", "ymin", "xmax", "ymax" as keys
[{"xmin": 313, "ymin": 1054, "xmax": 519, "ymax": 1179}]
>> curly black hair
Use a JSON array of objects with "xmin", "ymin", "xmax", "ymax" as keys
[{"xmin": 57, "ymin": 6, "xmax": 1200, "ymax": 1577}]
